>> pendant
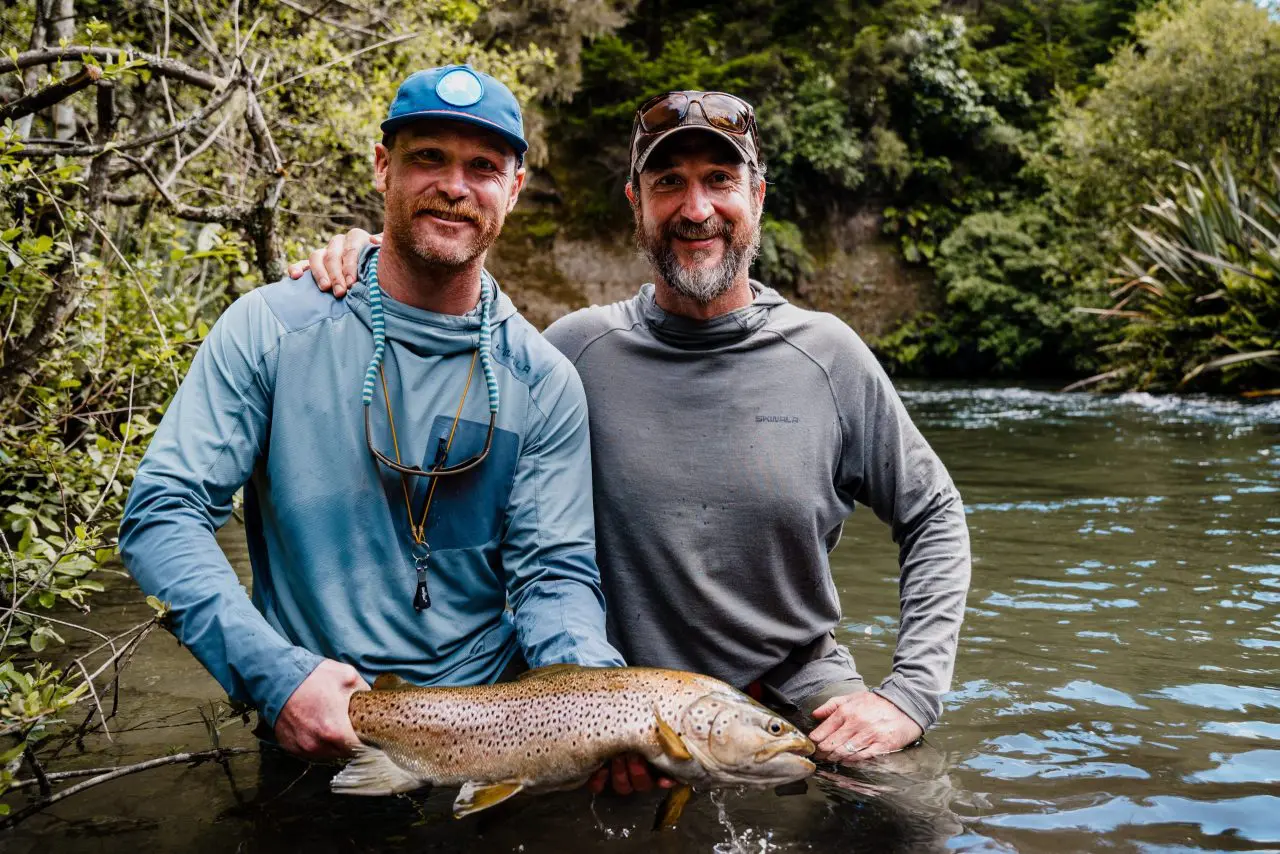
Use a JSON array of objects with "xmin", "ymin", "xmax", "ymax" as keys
[{"xmin": 411, "ymin": 543, "xmax": 432, "ymax": 612}]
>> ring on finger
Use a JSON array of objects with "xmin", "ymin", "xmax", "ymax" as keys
[{"xmin": 840, "ymin": 739, "xmax": 866, "ymax": 755}]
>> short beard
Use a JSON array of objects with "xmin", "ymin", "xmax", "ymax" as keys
[
  {"xmin": 635, "ymin": 210, "xmax": 761, "ymax": 305},
  {"xmin": 388, "ymin": 196, "xmax": 501, "ymax": 270}
]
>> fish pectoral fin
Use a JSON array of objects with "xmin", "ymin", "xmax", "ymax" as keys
[
  {"xmin": 653, "ymin": 784, "xmax": 694, "ymax": 831},
  {"xmin": 371, "ymin": 673, "xmax": 409, "ymax": 691},
  {"xmin": 653, "ymin": 708, "xmax": 693, "ymax": 762},
  {"xmin": 330, "ymin": 745, "xmax": 423, "ymax": 796},
  {"xmin": 453, "ymin": 780, "xmax": 525, "ymax": 818},
  {"xmin": 516, "ymin": 663, "xmax": 584, "ymax": 681}
]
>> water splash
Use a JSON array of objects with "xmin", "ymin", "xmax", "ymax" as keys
[
  {"xmin": 587, "ymin": 794, "xmax": 632, "ymax": 841},
  {"xmin": 709, "ymin": 789, "xmax": 778, "ymax": 854}
]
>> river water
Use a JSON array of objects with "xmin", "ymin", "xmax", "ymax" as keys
[{"xmin": 6, "ymin": 385, "xmax": 1279, "ymax": 852}]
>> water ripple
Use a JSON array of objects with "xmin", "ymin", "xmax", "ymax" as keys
[
  {"xmin": 1149, "ymin": 684, "xmax": 1280, "ymax": 712},
  {"xmin": 1189, "ymin": 750, "xmax": 1280, "ymax": 784},
  {"xmin": 983, "ymin": 794, "xmax": 1280, "ymax": 842}
]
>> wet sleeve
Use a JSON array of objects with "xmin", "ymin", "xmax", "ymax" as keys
[
  {"xmin": 831, "ymin": 326, "xmax": 971, "ymax": 731},
  {"xmin": 501, "ymin": 359, "xmax": 626, "ymax": 669},
  {"xmin": 118, "ymin": 292, "xmax": 323, "ymax": 727}
]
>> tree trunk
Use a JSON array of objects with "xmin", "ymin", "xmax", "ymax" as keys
[
  {"xmin": 51, "ymin": 0, "xmax": 76, "ymax": 140},
  {"xmin": 16, "ymin": 0, "xmax": 48, "ymax": 140}
]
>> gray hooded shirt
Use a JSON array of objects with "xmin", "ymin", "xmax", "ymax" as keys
[{"xmin": 543, "ymin": 282, "xmax": 970, "ymax": 730}]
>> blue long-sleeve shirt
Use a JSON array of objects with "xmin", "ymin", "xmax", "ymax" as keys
[{"xmin": 120, "ymin": 262, "xmax": 623, "ymax": 726}]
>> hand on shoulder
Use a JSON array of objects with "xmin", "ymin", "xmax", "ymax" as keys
[{"xmin": 286, "ymin": 230, "xmax": 382, "ymax": 297}]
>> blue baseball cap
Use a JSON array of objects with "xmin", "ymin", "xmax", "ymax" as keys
[{"xmin": 381, "ymin": 65, "xmax": 528, "ymax": 157}]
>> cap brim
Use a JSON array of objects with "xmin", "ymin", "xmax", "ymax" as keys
[
  {"xmin": 633, "ymin": 125, "xmax": 747, "ymax": 175},
  {"xmin": 380, "ymin": 109, "xmax": 528, "ymax": 155}
]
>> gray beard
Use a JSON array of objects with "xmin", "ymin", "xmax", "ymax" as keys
[{"xmin": 637, "ymin": 219, "xmax": 761, "ymax": 305}]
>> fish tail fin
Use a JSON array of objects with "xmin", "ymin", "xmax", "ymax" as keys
[{"xmin": 330, "ymin": 745, "xmax": 423, "ymax": 796}]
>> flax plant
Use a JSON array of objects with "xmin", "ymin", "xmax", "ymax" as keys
[{"xmin": 1102, "ymin": 155, "xmax": 1280, "ymax": 393}]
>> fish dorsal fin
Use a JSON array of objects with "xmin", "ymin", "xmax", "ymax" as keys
[
  {"xmin": 653, "ymin": 708, "xmax": 693, "ymax": 762},
  {"xmin": 372, "ymin": 673, "xmax": 409, "ymax": 691},
  {"xmin": 331, "ymin": 745, "xmax": 423, "ymax": 796},
  {"xmin": 516, "ymin": 663, "xmax": 583, "ymax": 681},
  {"xmin": 454, "ymin": 780, "xmax": 524, "ymax": 818}
]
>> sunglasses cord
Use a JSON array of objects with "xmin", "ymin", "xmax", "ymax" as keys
[
  {"xmin": 358, "ymin": 246, "xmax": 501, "ymax": 611},
  {"xmin": 360, "ymin": 247, "xmax": 500, "ymax": 417}
]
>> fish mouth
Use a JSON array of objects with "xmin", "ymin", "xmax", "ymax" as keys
[{"xmin": 754, "ymin": 734, "xmax": 816, "ymax": 763}]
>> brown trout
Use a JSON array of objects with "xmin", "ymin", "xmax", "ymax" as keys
[{"xmin": 331, "ymin": 664, "xmax": 815, "ymax": 818}]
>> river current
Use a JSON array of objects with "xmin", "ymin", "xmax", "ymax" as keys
[{"xmin": 7, "ymin": 385, "xmax": 1279, "ymax": 852}]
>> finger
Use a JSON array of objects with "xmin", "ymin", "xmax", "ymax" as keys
[
  {"xmin": 811, "ymin": 693, "xmax": 855, "ymax": 721},
  {"xmin": 611, "ymin": 756, "xmax": 632, "ymax": 795},
  {"xmin": 311, "ymin": 245, "xmax": 333, "ymax": 291},
  {"xmin": 286, "ymin": 259, "xmax": 311, "ymax": 279},
  {"xmin": 810, "ymin": 705, "xmax": 859, "ymax": 743},
  {"xmin": 658, "ymin": 775, "xmax": 677, "ymax": 789},
  {"xmin": 341, "ymin": 228, "xmax": 371, "ymax": 287},
  {"xmin": 324, "ymin": 234, "xmax": 348, "ymax": 295},
  {"xmin": 588, "ymin": 766, "xmax": 608, "ymax": 795},
  {"xmin": 325, "ymin": 235, "xmax": 350, "ymax": 295},
  {"xmin": 627, "ymin": 754, "xmax": 653, "ymax": 793},
  {"xmin": 371, "ymin": 232, "xmax": 383, "ymax": 245},
  {"xmin": 815, "ymin": 721, "xmax": 864, "ymax": 759}
]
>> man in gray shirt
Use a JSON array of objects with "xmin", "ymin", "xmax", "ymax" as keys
[{"xmin": 296, "ymin": 90, "xmax": 970, "ymax": 779}]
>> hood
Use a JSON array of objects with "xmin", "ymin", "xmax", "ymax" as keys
[
  {"xmin": 344, "ymin": 245, "xmax": 519, "ymax": 358},
  {"xmin": 639, "ymin": 281, "xmax": 786, "ymax": 351}
]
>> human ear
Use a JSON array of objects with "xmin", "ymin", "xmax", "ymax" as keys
[
  {"xmin": 507, "ymin": 166, "xmax": 526, "ymax": 213},
  {"xmin": 373, "ymin": 143, "xmax": 390, "ymax": 194}
]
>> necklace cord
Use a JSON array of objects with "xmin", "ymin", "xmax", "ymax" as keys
[{"xmin": 378, "ymin": 350, "xmax": 477, "ymax": 544}]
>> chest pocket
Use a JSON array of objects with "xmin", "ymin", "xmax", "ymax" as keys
[{"xmin": 405, "ymin": 416, "xmax": 520, "ymax": 550}]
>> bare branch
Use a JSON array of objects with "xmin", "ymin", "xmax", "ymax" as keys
[
  {"xmin": 1, "ymin": 63, "xmax": 101, "ymax": 124},
  {"xmin": 0, "ymin": 748, "xmax": 253, "ymax": 829},
  {"xmin": 0, "ymin": 45, "xmax": 227, "ymax": 90},
  {"xmin": 274, "ymin": 0, "xmax": 380, "ymax": 36},
  {"xmin": 116, "ymin": 152, "xmax": 253, "ymax": 224},
  {"xmin": 20, "ymin": 80, "xmax": 242, "ymax": 158}
]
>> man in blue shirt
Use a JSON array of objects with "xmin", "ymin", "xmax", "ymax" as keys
[{"xmin": 119, "ymin": 66, "xmax": 624, "ymax": 761}]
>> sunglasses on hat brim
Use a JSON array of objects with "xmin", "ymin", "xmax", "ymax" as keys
[{"xmin": 635, "ymin": 91, "xmax": 756, "ymax": 137}]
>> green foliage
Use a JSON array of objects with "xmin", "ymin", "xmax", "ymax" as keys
[
  {"xmin": 1100, "ymin": 155, "xmax": 1280, "ymax": 391},
  {"xmin": 549, "ymin": 0, "xmax": 1034, "ymax": 253},
  {"xmin": 755, "ymin": 216, "xmax": 814, "ymax": 289},
  {"xmin": 1045, "ymin": 0, "xmax": 1280, "ymax": 225},
  {"xmin": 878, "ymin": 205, "xmax": 1101, "ymax": 376},
  {"xmin": 886, "ymin": 0, "xmax": 1280, "ymax": 389}
]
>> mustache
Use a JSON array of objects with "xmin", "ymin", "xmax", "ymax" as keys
[
  {"xmin": 664, "ymin": 218, "xmax": 732, "ymax": 242},
  {"xmin": 414, "ymin": 200, "xmax": 483, "ymax": 224}
]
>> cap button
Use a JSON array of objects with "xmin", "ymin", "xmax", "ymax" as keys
[{"xmin": 436, "ymin": 68, "xmax": 484, "ymax": 107}]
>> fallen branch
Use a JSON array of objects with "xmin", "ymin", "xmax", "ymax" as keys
[{"xmin": 0, "ymin": 747, "xmax": 254, "ymax": 829}]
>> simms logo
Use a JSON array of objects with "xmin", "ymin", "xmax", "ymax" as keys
[{"xmin": 756, "ymin": 415, "xmax": 800, "ymax": 423}]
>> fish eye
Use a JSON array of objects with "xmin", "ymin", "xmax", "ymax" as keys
[{"xmin": 768, "ymin": 721, "xmax": 782, "ymax": 735}]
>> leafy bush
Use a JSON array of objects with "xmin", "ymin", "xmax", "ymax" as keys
[
  {"xmin": 877, "ymin": 206, "xmax": 1100, "ymax": 377},
  {"xmin": 1045, "ymin": 0, "xmax": 1280, "ymax": 226},
  {"xmin": 1098, "ymin": 155, "xmax": 1279, "ymax": 392}
]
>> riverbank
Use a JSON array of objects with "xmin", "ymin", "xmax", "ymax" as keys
[{"xmin": 486, "ymin": 203, "xmax": 936, "ymax": 340}]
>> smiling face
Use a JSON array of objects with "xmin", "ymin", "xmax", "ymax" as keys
[
  {"xmin": 628, "ymin": 131, "xmax": 765, "ymax": 304},
  {"xmin": 374, "ymin": 120, "xmax": 525, "ymax": 270}
]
